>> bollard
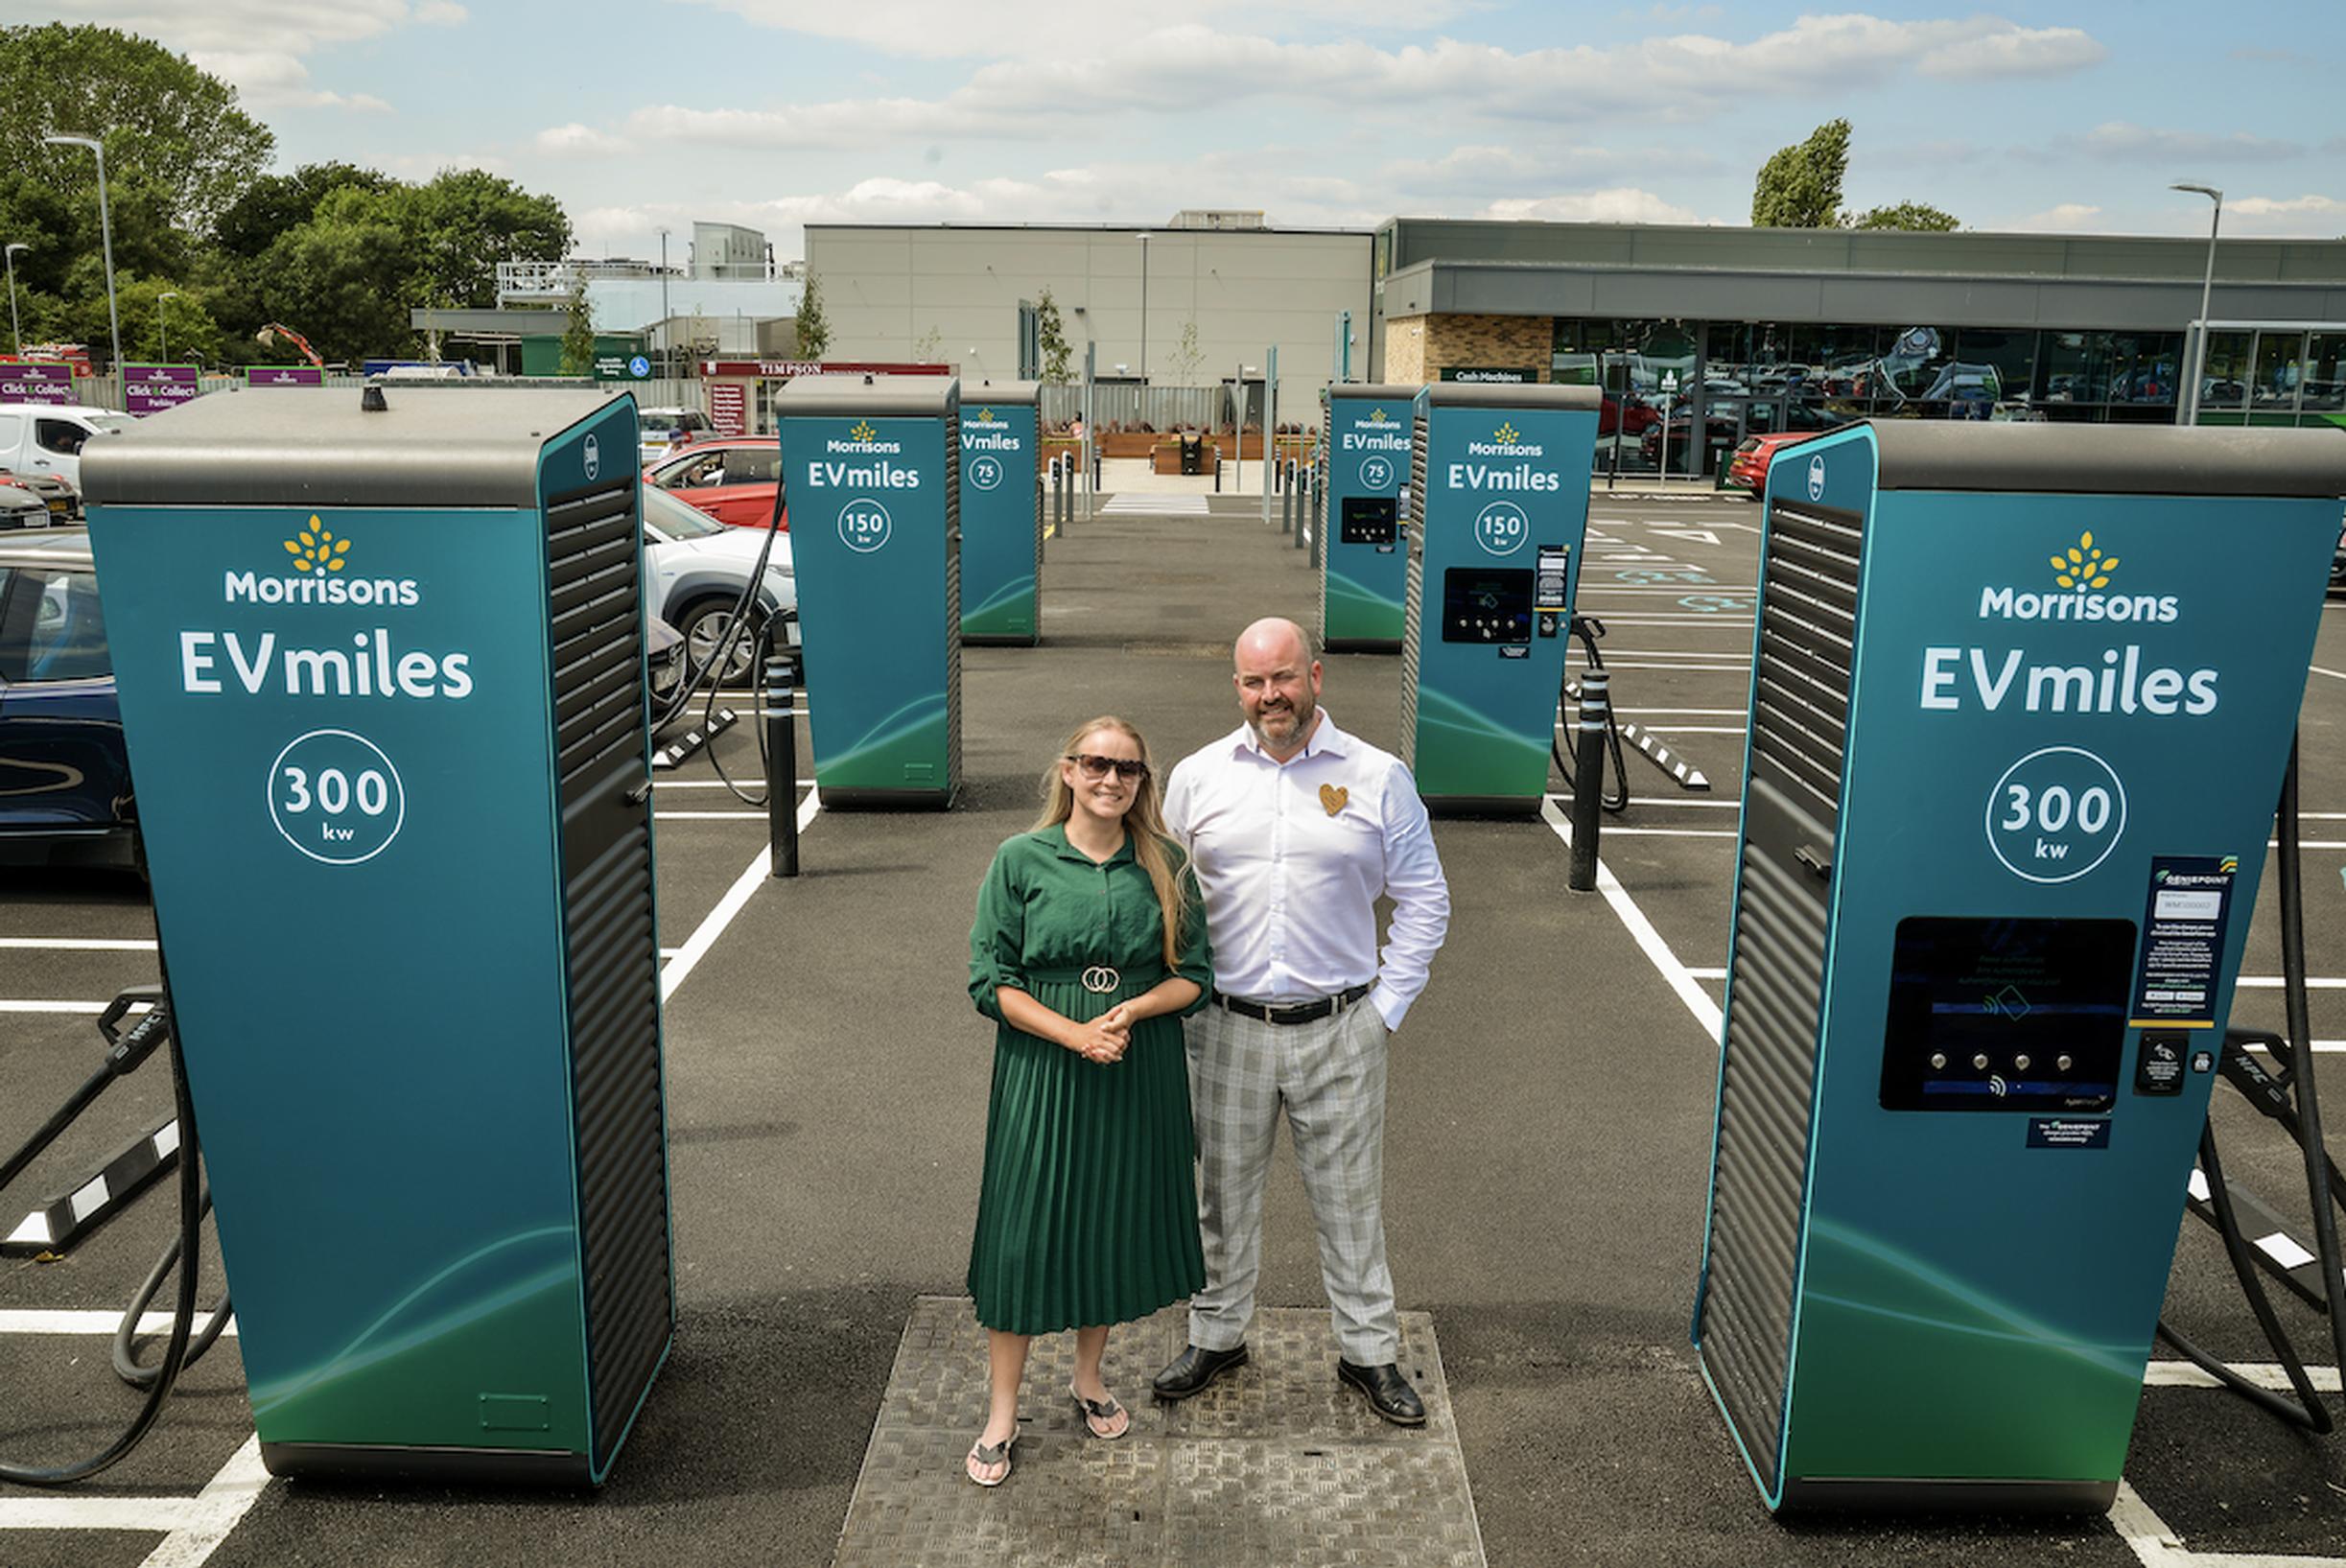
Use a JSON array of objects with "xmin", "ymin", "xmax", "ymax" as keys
[
  {"xmin": 1055, "ymin": 456, "xmax": 1069, "ymax": 532},
  {"xmin": 1280, "ymin": 463, "xmax": 1294, "ymax": 534},
  {"xmin": 766, "ymin": 651, "xmax": 800, "ymax": 878},
  {"xmin": 1214, "ymin": 456, "xmax": 1223, "ymax": 494},
  {"xmin": 1293, "ymin": 463, "xmax": 1306, "ymax": 550},
  {"xmin": 1568, "ymin": 668, "xmax": 1608, "ymax": 891},
  {"xmin": 1306, "ymin": 465, "xmax": 1321, "ymax": 564}
]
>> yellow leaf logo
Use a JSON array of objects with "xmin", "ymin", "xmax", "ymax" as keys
[
  {"xmin": 976, "ymin": 407, "xmax": 993, "ymax": 423},
  {"xmin": 1368, "ymin": 408, "xmax": 1390, "ymax": 425},
  {"xmin": 283, "ymin": 518, "xmax": 351, "ymax": 574},
  {"xmin": 1493, "ymin": 422, "xmax": 1520, "ymax": 445},
  {"xmin": 2051, "ymin": 529, "xmax": 2116, "ymax": 592},
  {"xmin": 850, "ymin": 420, "xmax": 877, "ymax": 441}
]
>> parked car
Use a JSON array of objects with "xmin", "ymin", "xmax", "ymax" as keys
[
  {"xmin": 1724, "ymin": 433, "xmax": 1817, "ymax": 500},
  {"xmin": 0, "ymin": 467, "xmax": 78, "ymax": 521},
  {"xmin": 0, "ymin": 479, "xmax": 50, "ymax": 530},
  {"xmin": 0, "ymin": 527, "xmax": 135, "ymax": 867},
  {"xmin": 0, "ymin": 404, "xmax": 134, "ymax": 494},
  {"xmin": 640, "ymin": 482, "xmax": 796, "ymax": 685},
  {"xmin": 637, "ymin": 406, "xmax": 715, "ymax": 466},
  {"xmin": 646, "ymin": 610, "xmax": 687, "ymax": 708},
  {"xmin": 645, "ymin": 436, "xmax": 786, "ymax": 529}
]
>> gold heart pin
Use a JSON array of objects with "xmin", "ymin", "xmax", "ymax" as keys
[{"xmin": 1320, "ymin": 784, "xmax": 1348, "ymax": 816}]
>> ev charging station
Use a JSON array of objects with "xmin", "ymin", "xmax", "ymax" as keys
[
  {"xmin": 82, "ymin": 386, "xmax": 674, "ymax": 1483},
  {"xmin": 777, "ymin": 375, "xmax": 962, "ymax": 807},
  {"xmin": 1319, "ymin": 384, "xmax": 1422, "ymax": 652},
  {"xmin": 1399, "ymin": 382, "xmax": 1601, "ymax": 812},
  {"xmin": 957, "ymin": 381, "xmax": 1042, "ymax": 646},
  {"xmin": 1694, "ymin": 422, "xmax": 2346, "ymax": 1511}
]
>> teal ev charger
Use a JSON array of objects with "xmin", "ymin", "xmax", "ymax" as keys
[
  {"xmin": 1694, "ymin": 422, "xmax": 2346, "ymax": 1511},
  {"xmin": 1399, "ymin": 383, "xmax": 1601, "ymax": 811},
  {"xmin": 82, "ymin": 386, "xmax": 673, "ymax": 1483},
  {"xmin": 1320, "ymin": 384, "xmax": 1423, "ymax": 652},
  {"xmin": 777, "ymin": 375, "xmax": 961, "ymax": 807},
  {"xmin": 957, "ymin": 381, "xmax": 1042, "ymax": 645}
]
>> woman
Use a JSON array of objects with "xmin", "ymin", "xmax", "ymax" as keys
[{"xmin": 964, "ymin": 715, "xmax": 1212, "ymax": 1486}]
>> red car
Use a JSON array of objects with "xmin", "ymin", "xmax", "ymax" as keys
[
  {"xmin": 644, "ymin": 437, "xmax": 786, "ymax": 529},
  {"xmin": 1724, "ymin": 433, "xmax": 1817, "ymax": 500}
]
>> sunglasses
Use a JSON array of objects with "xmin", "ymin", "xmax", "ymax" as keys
[{"xmin": 1067, "ymin": 753, "xmax": 1148, "ymax": 782}]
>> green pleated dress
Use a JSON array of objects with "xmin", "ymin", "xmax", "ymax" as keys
[{"xmin": 967, "ymin": 825, "xmax": 1212, "ymax": 1335}]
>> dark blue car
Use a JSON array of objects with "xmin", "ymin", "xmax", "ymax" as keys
[{"xmin": 0, "ymin": 527, "xmax": 136, "ymax": 866}]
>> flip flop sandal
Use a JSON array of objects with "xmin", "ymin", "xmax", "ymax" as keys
[
  {"xmin": 1071, "ymin": 1390, "xmax": 1129, "ymax": 1440},
  {"xmin": 965, "ymin": 1433, "xmax": 1016, "ymax": 1486}
]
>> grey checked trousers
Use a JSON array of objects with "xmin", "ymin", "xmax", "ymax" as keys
[{"xmin": 1184, "ymin": 997, "xmax": 1400, "ymax": 1364}]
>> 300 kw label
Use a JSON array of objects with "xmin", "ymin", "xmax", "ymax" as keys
[{"xmin": 268, "ymin": 728, "xmax": 406, "ymax": 865}]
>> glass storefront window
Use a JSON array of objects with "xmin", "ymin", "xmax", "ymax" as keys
[
  {"xmin": 1953, "ymin": 329, "xmax": 2037, "ymax": 414},
  {"xmin": 2038, "ymin": 332, "xmax": 2111, "ymax": 407},
  {"xmin": 2253, "ymin": 330, "xmax": 2306, "ymax": 415},
  {"xmin": 2104, "ymin": 332, "xmax": 2182, "ymax": 406},
  {"xmin": 2305, "ymin": 334, "xmax": 2346, "ymax": 415},
  {"xmin": 2198, "ymin": 331, "xmax": 2252, "ymax": 409}
]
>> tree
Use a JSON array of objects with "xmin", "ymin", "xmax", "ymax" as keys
[
  {"xmin": 0, "ymin": 25, "xmax": 273, "ymax": 234},
  {"xmin": 214, "ymin": 162, "xmax": 395, "ymax": 262},
  {"xmin": 558, "ymin": 278, "xmax": 597, "ymax": 377},
  {"xmin": 1750, "ymin": 118, "xmax": 1850, "ymax": 228},
  {"xmin": 1034, "ymin": 288, "xmax": 1071, "ymax": 386},
  {"xmin": 1164, "ymin": 317, "xmax": 1205, "ymax": 387},
  {"xmin": 1849, "ymin": 201, "xmax": 1961, "ymax": 232},
  {"xmin": 1751, "ymin": 120, "xmax": 1962, "ymax": 233},
  {"xmin": 793, "ymin": 271, "xmax": 831, "ymax": 362},
  {"xmin": 253, "ymin": 187, "xmax": 414, "ymax": 362},
  {"xmin": 390, "ymin": 168, "xmax": 570, "ymax": 311}
]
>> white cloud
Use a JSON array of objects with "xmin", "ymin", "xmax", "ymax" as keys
[
  {"xmin": 48, "ymin": 0, "xmax": 449, "ymax": 54},
  {"xmin": 571, "ymin": 12, "xmax": 2111, "ymax": 154},
  {"xmin": 1917, "ymin": 22, "xmax": 2103, "ymax": 79},
  {"xmin": 1483, "ymin": 188, "xmax": 1713, "ymax": 225},
  {"xmin": 414, "ymin": 1, "xmax": 467, "ymax": 21},
  {"xmin": 2223, "ymin": 193, "xmax": 2346, "ymax": 234},
  {"xmin": 535, "ymin": 122, "xmax": 630, "ymax": 156},
  {"xmin": 186, "ymin": 50, "xmax": 392, "ymax": 110},
  {"xmin": 2007, "ymin": 202, "xmax": 2106, "ymax": 231},
  {"xmin": 2079, "ymin": 122, "xmax": 2306, "ymax": 163},
  {"xmin": 676, "ymin": 0, "xmax": 1490, "ymax": 58},
  {"xmin": 376, "ymin": 150, "xmax": 509, "ymax": 177}
]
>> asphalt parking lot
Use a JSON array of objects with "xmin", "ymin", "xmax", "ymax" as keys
[{"xmin": 2, "ymin": 491, "xmax": 2343, "ymax": 1566}]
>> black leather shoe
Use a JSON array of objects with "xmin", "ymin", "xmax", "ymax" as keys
[
  {"xmin": 1152, "ymin": 1343, "xmax": 1249, "ymax": 1401},
  {"xmin": 1338, "ymin": 1359, "xmax": 1427, "ymax": 1426}
]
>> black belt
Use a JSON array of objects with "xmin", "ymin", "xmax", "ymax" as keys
[{"xmin": 1214, "ymin": 983, "xmax": 1372, "ymax": 1026}]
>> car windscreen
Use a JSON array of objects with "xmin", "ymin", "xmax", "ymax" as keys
[
  {"xmin": 641, "ymin": 484, "xmax": 728, "ymax": 542},
  {"xmin": 0, "ymin": 567, "xmax": 110, "ymax": 682}
]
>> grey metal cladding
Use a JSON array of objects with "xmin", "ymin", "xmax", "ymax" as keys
[
  {"xmin": 81, "ymin": 386, "xmax": 617, "ymax": 509},
  {"xmin": 774, "ymin": 373, "xmax": 959, "ymax": 416},
  {"xmin": 1867, "ymin": 421, "xmax": 2346, "ymax": 497},
  {"xmin": 1424, "ymin": 383, "xmax": 1600, "ymax": 411}
]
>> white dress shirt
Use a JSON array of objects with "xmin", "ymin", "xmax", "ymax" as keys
[{"xmin": 1163, "ymin": 708, "xmax": 1450, "ymax": 1030}]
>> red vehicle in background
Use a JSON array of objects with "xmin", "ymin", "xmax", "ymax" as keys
[
  {"xmin": 644, "ymin": 437, "xmax": 786, "ymax": 529},
  {"xmin": 1724, "ymin": 433, "xmax": 1818, "ymax": 500}
]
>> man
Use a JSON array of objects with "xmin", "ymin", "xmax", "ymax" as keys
[{"xmin": 1155, "ymin": 617, "xmax": 1451, "ymax": 1424}]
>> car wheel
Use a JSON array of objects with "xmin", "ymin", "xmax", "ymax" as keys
[{"xmin": 675, "ymin": 597, "xmax": 766, "ymax": 686}]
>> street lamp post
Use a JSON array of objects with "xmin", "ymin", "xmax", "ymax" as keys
[
  {"xmin": 156, "ymin": 290, "xmax": 179, "ymax": 363},
  {"xmin": 2171, "ymin": 182, "xmax": 2222, "ymax": 426},
  {"xmin": 3, "ymin": 244, "xmax": 27, "ymax": 357},
  {"xmin": 658, "ymin": 228, "xmax": 672, "ymax": 381},
  {"xmin": 42, "ymin": 134, "xmax": 122, "ymax": 374},
  {"xmin": 1135, "ymin": 231, "xmax": 1150, "ymax": 397}
]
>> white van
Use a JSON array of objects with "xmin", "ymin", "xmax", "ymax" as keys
[{"xmin": 0, "ymin": 404, "xmax": 136, "ymax": 499}]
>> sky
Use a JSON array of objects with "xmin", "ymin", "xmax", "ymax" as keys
[{"xmin": 20, "ymin": 0, "xmax": 2346, "ymax": 261}]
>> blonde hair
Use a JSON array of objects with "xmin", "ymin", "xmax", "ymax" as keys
[{"xmin": 1034, "ymin": 715, "xmax": 1192, "ymax": 970}]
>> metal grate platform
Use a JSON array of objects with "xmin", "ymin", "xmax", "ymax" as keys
[{"xmin": 833, "ymin": 1298, "xmax": 1486, "ymax": 1568}]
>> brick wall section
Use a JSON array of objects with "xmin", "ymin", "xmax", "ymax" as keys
[{"xmin": 1383, "ymin": 314, "xmax": 1552, "ymax": 384}]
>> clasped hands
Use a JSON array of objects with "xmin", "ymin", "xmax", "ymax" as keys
[{"xmin": 1071, "ymin": 1002, "xmax": 1135, "ymax": 1065}]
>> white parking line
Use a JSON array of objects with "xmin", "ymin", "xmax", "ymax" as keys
[
  {"xmin": 0, "ymin": 1495, "xmax": 200, "ymax": 1533},
  {"xmin": 137, "ymin": 1437, "xmax": 269, "ymax": 1568},
  {"xmin": 1538, "ymin": 798, "xmax": 1721, "ymax": 1042},
  {"xmin": 0, "ymin": 937, "xmax": 156, "ymax": 951},
  {"xmin": 2310, "ymin": 665, "xmax": 2345, "ymax": 683},
  {"xmin": 0, "ymin": 1310, "xmax": 235, "ymax": 1337},
  {"xmin": 660, "ymin": 786, "xmax": 822, "ymax": 1002},
  {"xmin": 657, "ymin": 778, "xmax": 816, "ymax": 788},
  {"xmin": 654, "ymin": 810, "xmax": 771, "ymax": 821}
]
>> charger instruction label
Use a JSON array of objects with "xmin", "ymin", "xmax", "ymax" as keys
[{"xmin": 2129, "ymin": 854, "xmax": 2237, "ymax": 1027}]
